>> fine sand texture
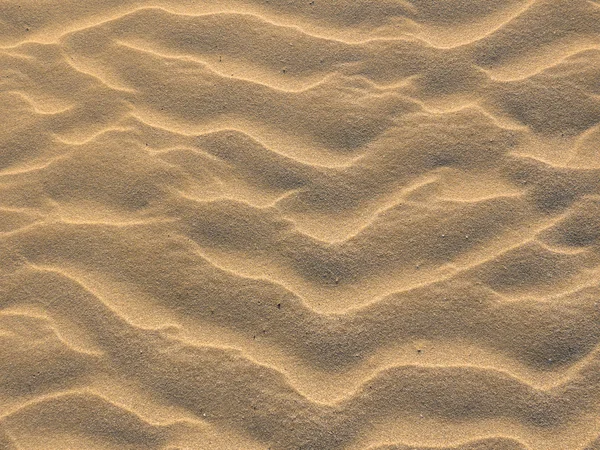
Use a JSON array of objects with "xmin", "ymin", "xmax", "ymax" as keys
[{"xmin": 2, "ymin": 1, "xmax": 600, "ymax": 449}]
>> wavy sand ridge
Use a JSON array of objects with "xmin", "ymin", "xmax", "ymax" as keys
[{"xmin": 1, "ymin": 1, "xmax": 600, "ymax": 449}]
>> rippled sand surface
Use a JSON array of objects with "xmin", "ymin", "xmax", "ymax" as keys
[{"xmin": 2, "ymin": 1, "xmax": 600, "ymax": 449}]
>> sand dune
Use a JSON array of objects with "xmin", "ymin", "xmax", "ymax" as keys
[{"xmin": 1, "ymin": 1, "xmax": 600, "ymax": 449}]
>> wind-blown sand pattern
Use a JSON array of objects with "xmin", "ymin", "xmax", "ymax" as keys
[{"xmin": 1, "ymin": 0, "xmax": 600, "ymax": 449}]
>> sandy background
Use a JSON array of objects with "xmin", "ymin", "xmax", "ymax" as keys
[{"xmin": 1, "ymin": 0, "xmax": 600, "ymax": 449}]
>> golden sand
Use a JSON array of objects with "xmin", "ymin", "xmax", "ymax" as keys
[{"xmin": 1, "ymin": 1, "xmax": 600, "ymax": 449}]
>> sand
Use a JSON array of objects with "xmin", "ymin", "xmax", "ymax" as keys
[{"xmin": 1, "ymin": 0, "xmax": 600, "ymax": 449}]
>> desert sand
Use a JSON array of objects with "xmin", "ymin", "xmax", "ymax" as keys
[{"xmin": 1, "ymin": 0, "xmax": 600, "ymax": 449}]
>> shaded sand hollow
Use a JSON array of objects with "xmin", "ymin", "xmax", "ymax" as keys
[{"xmin": 1, "ymin": 0, "xmax": 600, "ymax": 449}]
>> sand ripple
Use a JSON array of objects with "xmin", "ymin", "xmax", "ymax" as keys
[{"xmin": 1, "ymin": 1, "xmax": 600, "ymax": 449}]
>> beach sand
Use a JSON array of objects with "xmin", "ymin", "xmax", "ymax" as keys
[{"xmin": 1, "ymin": 1, "xmax": 600, "ymax": 449}]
